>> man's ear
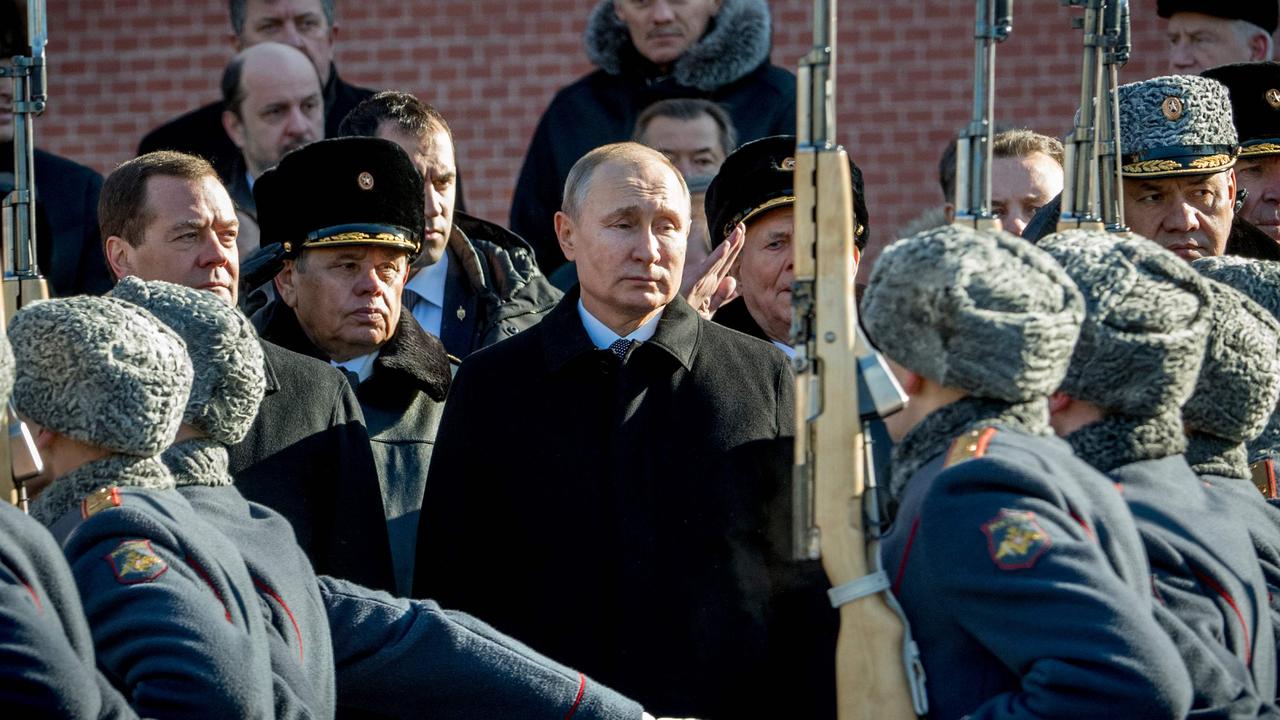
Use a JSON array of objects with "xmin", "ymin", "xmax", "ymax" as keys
[
  {"xmin": 1250, "ymin": 32, "xmax": 1270, "ymax": 62},
  {"xmin": 104, "ymin": 235, "xmax": 133, "ymax": 281},
  {"xmin": 943, "ymin": 202, "xmax": 956, "ymax": 225},
  {"xmin": 275, "ymin": 258, "xmax": 300, "ymax": 308},
  {"xmin": 228, "ymin": 31, "xmax": 243, "ymax": 52},
  {"xmin": 1227, "ymin": 168, "xmax": 1239, "ymax": 210},
  {"xmin": 554, "ymin": 211, "xmax": 577, "ymax": 262},
  {"xmin": 1048, "ymin": 391, "xmax": 1072, "ymax": 415},
  {"xmin": 223, "ymin": 110, "xmax": 247, "ymax": 150}
]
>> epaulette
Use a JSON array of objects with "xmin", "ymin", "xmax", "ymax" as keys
[
  {"xmin": 944, "ymin": 427, "xmax": 998, "ymax": 468},
  {"xmin": 81, "ymin": 486, "xmax": 122, "ymax": 519},
  {"xmin": 1251, "ymin": 458, "xmax": 1278, "ymax": 499}
]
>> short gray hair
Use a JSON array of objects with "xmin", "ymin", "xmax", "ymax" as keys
[
  {"xmin": 1231, "ymin": 17, "xmax": 1275, "ymax": 61},
  {"xmin": 561, "ymin": 142, "xmax": 690, "ymax": 221},
  {"xmin": 229, "ymin": 0, "xmax": 335, "ymax": 37}
]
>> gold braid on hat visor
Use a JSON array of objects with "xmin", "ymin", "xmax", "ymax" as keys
[{"xmin": 283, "ymin": 223, "xmax": 422, "ymax": 255}]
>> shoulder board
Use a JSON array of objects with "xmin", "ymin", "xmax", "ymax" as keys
[
  {"xmin": 1252, "ymin": 459, "xmax": 1278, "ymax": 499},
  {"xmin": 446, "ymin": 353, "xmax": 462, "ymax": 366},
  {"xmin": 81, "ymin": 486, "xmax": 122, "ymax": 519},
  {"xmin": 944, "ymin": 427, "xmax": 998, "ymax": 468}
]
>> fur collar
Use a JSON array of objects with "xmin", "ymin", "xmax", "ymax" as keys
[
  {"xmin": 584, "ymin": 0, "xmax": 772, "ymax": 91},
  {"xmin": 164, "ymin": 439, "xmax": 233, "ymax": 488},
  {"xmin": 1067, "ymin": 410, "xmax": 1186, "ymax": 474},
  {"xmin": 31, "ymin": 455, "xmax": 173, "ymax": 527},
  {"xmin": 890, "ymin": 396, "xmax": 1051, "ymax": 498},
  {"xmin": 364, "ymin": 310, "xmax": 451, "ymax": 402},
  {"xmin": 1187, "ymin": 432, "xmax": 1250, "ymax": 480}
]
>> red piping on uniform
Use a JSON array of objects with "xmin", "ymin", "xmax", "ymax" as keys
[
  {"xmin": 1069, "ymin": 509, "xmax": 1093, "ymax": 539},
  {"xmin": 563, "ymin": 672, "xmax": 586, "ymax": 719},
  {"xmin": 892, "ymin": 517, "xmax": 922, "ymax": 595},
  {"xmin": 1193, "ymin": 569, "xmax": 1252, "ymax": 667},
  {"xmin": 22, "ymin": 581, "xmax": 41, "ymax": 612},
  {"xmin": 185, "ymin": 555, "xmax": 232, "ymax": 622},
  {"xmin": 254, "ymin": 576, "xmax": 303, "ymax": 662}
]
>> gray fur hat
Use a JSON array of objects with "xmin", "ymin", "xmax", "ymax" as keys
[
  {"xmin": 1191, "ymin": 256, "xmax": 1280, "ymax": 451},
  {"xmin": 1119, "ymin": 75, "xmax": 1238, "ymax": 178},
  {"xmin": 110, "ymin": 277, "xmax": 266, "ymax": 446},
  {"xmin": 1041, "ymin": 230, "xmax": 1212, "ymax": 416},
  {"xmin": 9, "ymin": 296, "xmax": 193, "ymax": 457},
  {"xmin": 0, "ymin": 332, "xmax": 13, "ymax": 410},
  {"xmin": 862, "ymin": 225, "xmax": 1084, "ymax": 402},
  {"xmin": 1180, "ymin": 268, "xmax": 1280, "ymax": 443}
]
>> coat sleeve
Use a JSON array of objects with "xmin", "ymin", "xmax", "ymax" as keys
[
  {"xmin": 917, "ymin": 458, "xmax": 1193, "ymax": 720},
  {"xmin": 319, "ymin": 576, "xmax": 643, "ymax": 720},
  {"xmin": 65, "ymin": 520, "xmax": 273, "ymax": 720},
  {"xmin": 0, "ymin": 574, "xmax": 134, "ymax": 719}
]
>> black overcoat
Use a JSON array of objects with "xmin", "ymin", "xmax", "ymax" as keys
[{"xmin": 414, "ymin": 292, "xmax": 834, "ymax": 719}]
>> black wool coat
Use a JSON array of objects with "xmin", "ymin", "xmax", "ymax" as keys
[
  {"xmin": 228, "ymin": 338, "xmax": 395, "ymax": 593},
  {"xmin": 414, "ymin": 292, "xmax": 835, "ymax": 720}
]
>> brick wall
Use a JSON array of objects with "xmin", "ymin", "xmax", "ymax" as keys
[{"xmin": 34, "ymin": 0, "xmax": 1172, "ymax": 244}]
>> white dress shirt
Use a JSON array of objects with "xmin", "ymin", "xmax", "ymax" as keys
[
  {"xmin": 577, "ymin": 299, "xmax": 662, "ymax": 350},
  {"xmin": 332, "ymin": 351, "xmax": 378, "ymax": 384},
  {"xmin": 403, "ymin": 250, "xmax": 450, "ymax": 338}
]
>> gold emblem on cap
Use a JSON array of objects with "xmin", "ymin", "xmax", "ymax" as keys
[
  {"xmin": 772, "ymin": 156, "xmax": 796, "ymax": 172},
  {"xmin": 357, "ymin": 171, "xmax": 375, "ymax": 190},
  {"xmin": 1267, "ymin": 89, "xmax": 1280, "ymax": 110},
  {"xmin": 1161, "ymin": 96, "xmax": 1184, "ymax": 121}
]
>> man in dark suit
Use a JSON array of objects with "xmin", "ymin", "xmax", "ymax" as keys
[
  {"xmin": 99, "ymin": 150, "xmax": 394, "ymax": 593},
  {"xmin": 136, "ymin": 0, "xmax": 372, "ymax": 183},
  {"xmin": 415, "ymin": 141, "xmax": 833, "ymax": 719}
]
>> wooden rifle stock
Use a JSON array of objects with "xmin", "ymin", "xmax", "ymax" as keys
[
  {"xmin": 791, "ymin": 1, "xmax": 920, "ymax": 717},
  {"xmin": 0, "ymin": 0, "xmax": 52, "ymax": 508}
]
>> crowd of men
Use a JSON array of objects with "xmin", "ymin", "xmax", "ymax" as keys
[{"xmin": 10, "ymin": 0, "xmax": 1280, "ymax": 718}]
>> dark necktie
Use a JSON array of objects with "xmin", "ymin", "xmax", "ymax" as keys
[{"xmin": 608, "ymin": 338, "xmax": 633, "ymax": 360}]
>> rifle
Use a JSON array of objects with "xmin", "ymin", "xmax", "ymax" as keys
[
  {"xmin": 790, "ymin": 1, "xmax": 921, "ymax": 717},
  {"xmin": 1058, "ymin": 0, "xmax": 1107, "ymax": 231},
  {"xmin": 953, "ymin": 0, "xmax": 1014, "ymax": 231},
  {"xmin": 1097, "ymin": 0, "xmax": 1130, "ymax": 232},
  {"xmin": 1, "ymin": 0, "xmax": 51, "ymax": 508}
]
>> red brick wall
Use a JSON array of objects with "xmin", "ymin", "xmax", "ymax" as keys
[{"xmin": 35, "ymin": 0, "xmax": 1172, "ymax": 243}]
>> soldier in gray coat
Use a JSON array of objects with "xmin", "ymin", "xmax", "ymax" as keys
[
  {"xmin": 1044, "ymin": 230, "xmax": 1277, "ymax": 716},
  {"xmin": 13, "ymin": 296, "xmax": 274, "ymax": 719}
]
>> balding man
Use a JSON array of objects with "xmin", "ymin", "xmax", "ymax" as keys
[
  {"xmin": 138, "ymin": 0, "xmax": 373, "ymax": 182},
  {"xmin": 415, "ymin": 141, "xmax": 833, "ymax": 719},
  {"xmin": 1161, "ymin": 1, "xmax": 1277, "ymax": 74},
  {"xmin": 220, "ymin": 42, "xmax": 324, "ymax": 258}
]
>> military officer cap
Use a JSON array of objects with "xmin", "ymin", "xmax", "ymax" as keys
[
  {"xmin": 861, "ymin": 225, "xmax": 1083, "ymax": 403},
  {"xmin": 1157, "ymin": 0, "xmax": 1279, "ymax": 34},
  {"xmin": 1201, "ymin": 62, "xmax": 1280, "ymax": 159},
  {"xmin": 1118, "ymin": 75, "xmax": 1238, "ymax": 178},
  {"xmin": 9, "ymin": 296, "xmax": 193, "ymax": 457},
  {"xmin": 1179, "ymin": 261, "xmax": 1280, "ymax": 443},
  {"xmin": 254, "ymin": 136, "xmax": 424, "ymax": 260},
  {"xmin": 704, "ymin": 135, "xmax": 870, "ymax": 250},
  {"xmin": 1192, "ymin": 256, "xmax": 1280, "ymax": 453},
  {"xmin": 110, "ymin": 277, "xmax": 266, "ymax": 447},
  {"xmin": 1041, "ymin": 230, "xmax": 1212, "ymax": 417}
]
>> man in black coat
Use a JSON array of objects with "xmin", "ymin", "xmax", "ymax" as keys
[
  {"xmin": 509, "ymin": 0, "xmax": 795, "ymax": 273},
  {"xmin": 99, "ymin": 150, "xmax": 394, "ymax": 593},
  {"xmin": 416, "ymin": 142, "xmax": 833, "ymax": 719},
  {"xmin": 136, "ymin": 0, "xmax": 372, "ymax": 184}
]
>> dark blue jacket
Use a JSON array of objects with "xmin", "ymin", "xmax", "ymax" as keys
[
  {"xmin": 1203, "ymin": 472, "xmax": 1280, "ymax": 700},
  {"xmin": 1112, "ymin": 454, "xmax": 1278, "ymax": 717},
  {"xmin": 882, "ymin": 426, "xmax": 1192, "ymax": 720},
  {"xmin": 320, "ymin": 576, "xmax": 644, "ymax": 719},
  {"xmin": 40, "ymin": 458, "xmax": 274, "ymax": 720},
  {"xmin": 0, "ymin": 502, "xmax": 135, "ymax": 718},
  {"xmin": 171, "ymin": 440, "xmax": 336, "ymax": 720}
]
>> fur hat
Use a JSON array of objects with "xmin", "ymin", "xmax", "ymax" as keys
[
  {"xmin": 1192, "ymin": 256, "xmax": 1280, "ymax": 451},
  {"xmin": 861, "ymin": 224, "xmax": 1083, "ymax": 402},
  {"xmin": 1157, "ymin": 0, "xmax": 1279, "ymax": 34},
  {"xmin": 0, "ymin": 331, "xmax": 13, "ymax": 409},
  {"xmin": 110, "ymin": 277, "xmax": 266, "ymax": 446},
  {"xmin": 1202, "ymin": 62, "xmax": 1280, "ymax": 159},
  {"xmin": 1041, "ymin": 230, "xmax": 1212, "ymax": 416},
  {"xmin": 9, "ymin": 296, "xmax": 193, "ymax": 457},
  {"xmin": 1119, "ymin": 75, "xmax": 1238, "ymax": 178},
  {"xmin": 1182, "ymin": 264, "xmax": 1280, "ymax": 443}
]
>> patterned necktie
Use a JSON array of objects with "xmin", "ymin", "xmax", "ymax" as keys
[{"xmin": 608, "ymin": 338, "xmax": 633, "ymax": 360}]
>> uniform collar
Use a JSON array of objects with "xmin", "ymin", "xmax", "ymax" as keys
[
  {"xmin": 1066, "ymin": 409, "xmax": 1186, "ymax": 474},
  {"xmin": 1186, "ymin": 432, "xmax": 1250, "ymax": 480},
  {"xmin": 30, "ymin": 455, "xmax": 174, "ymax": 527},
  {"xmin": 164, "ymin": 438, "xmax": 232, "ymax": 488}
]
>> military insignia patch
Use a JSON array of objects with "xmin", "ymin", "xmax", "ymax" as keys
[
  {"xmin": 981, "ymin": 509, "xmax": 1051, "ymax": 570},
  {"xmin": 944, "ymin": 427, "xmax": 997, "ymax": 468},
  {"xmin": 1267, "ymin": 89, "xmax": 1280, "ymax": 110},
  {"xmin": 104, "ymin": 539, "xmax": 168, "ymax": 585}
]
